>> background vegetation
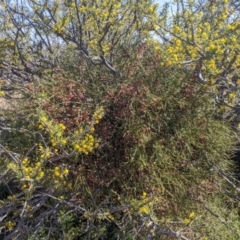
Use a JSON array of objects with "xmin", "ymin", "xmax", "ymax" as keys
[{"xmin": 1, "ymin": 0, "xmax": 240, "ymax": 239}]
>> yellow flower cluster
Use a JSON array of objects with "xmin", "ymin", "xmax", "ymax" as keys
[
  {"xmin": 30, "ymin": 106, "xmax": 104, "ymax": 191},
  {"xmin": 40, "ymin": 0, "xmax": 156, "ymax": 56},
  {"xmin": 58, "ymin": 123, "xmax": 66, "ymax": 131},
  {"xmin": 139, "ymin": 205, "xmax": 151, "ymax": 215},
  {"xmin": 6, "ymin": 221, "xmax": 15, "ymax": 230},
  {"xmin": 53, "ymin": 22, "xmax": 65, "ymax": 34},
  {"xmin": 93, "ymin": 106, "xmax": 104, "ymax": 124},
  {"xmin": 107, "ymin": 214, "xmax": 115, "ymax": 221},
  {"xmin": 74, "ymin": 133, "xmax": 95, "ymax": 155},
  {"xmin": 7, "ymin": 195, "xmax": 17, "ymax": 201},
  {"xmin": 160, "ymin": 0, "xmax": 240, "ymax": 92},
  {"xmin": 21, "ymin": 158, "xmax": 44, "ymax": 181},
  {"xmin": 53, "ymin": 166, "xmax": 69, "ymax": 178},
  {"xmin": 0, "ymin": 91, "xmax": 5, "ymax": 97},
  {"xmin": 8, "ymin": 158, "xmax": 45, "ymax": 190},
  {"xmin": 39, "ymin": 114, "xmax": 68, "ymax": 148},
  {"xmin": 7, "ymin": 162, "xmax": 18, "ymax": 171},
  {"xmin": 37, "ymin": 106, "xmax": 104, "ymax": 159},
  {"xmin": 72, "ymin": 106, "xmax": 104, "ymax": 155},
  {"xmin": 184, "ymin": 211, "xmax": 195, "ymax": 224},
  {"xmin": 130, "ymin": 192, "xmax": 158, "ymax": 215},
  {"xmin": 52, "ymin": 166, "xmax": 71, "ymax": 189}
]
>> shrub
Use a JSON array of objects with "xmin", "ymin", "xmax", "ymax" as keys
[{"xmin": 0, "ymin": 0, "xmax": 240, "ymax": 239}]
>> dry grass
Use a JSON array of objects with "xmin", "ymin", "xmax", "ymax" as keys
[{"xmin": 0, "ymin": 98, "xmax": 12, "ymax": 110}]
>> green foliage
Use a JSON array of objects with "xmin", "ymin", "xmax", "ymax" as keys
[
  {"xmin": 0, "ymin": 0, "xmax": 240, "ymax": 239},
  {"xmin": 0, "ymin": 43, "xmax": 238, "ymax": 240}
]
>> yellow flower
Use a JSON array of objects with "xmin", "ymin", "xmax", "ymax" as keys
[
  {"xmin": 54, "ymin": 179, "xmax": 59, "ymax": 184},
  {"xmin": 152, "ymin": 24, "xmax": 158, "ymax": 30},
  {"xmin": 35, "ymin": 162, "xmax": 41, "ymax": 167},
  {"xmin": 6, "ymin": 221, "xmax": 15, "ymax": 230},
  {"xmin": 139, "ymin": 205, "xmax": 150, "ymax": 214},
  {"xmin": 167, "ymin": 47, "xmax": 173, "ymax": 54},
  {"xmin": 22, "ymin": 158, "xmax": 29, "ymax": 165},
  {"xmin": 208, "ymin": 44, "xmax": 215, "ymax": 51},
  {"xmin": 37, "ymin": 171, "xmax": 44, "ymax": 179},
  {"xmin": 21, "ymin": 184, "xmax": 28, "ymax": 189},
  {"xmin": 173, "ymin": 25, "xmax": 180, "ymax": 33},
  {"xmin": 58, "ymin": 123, "xmax": 66, "ymax": 130},
  {"xmin": 201, "ymin": 32, "xmax": 207, "ymax": 39},
  {"xmin": 148, "ymin": 6, "xmax": 154, "ymax": 13},
  {"xmin": 79, "ymin": 6, "xmax": 86, "ymax": 12},
  {"xmin": 95, "ymin": 143, "xmax": 99, "ymax": 147},
  {"xmin": 229, "ymin": 93, "xmax": 235, "ymax": 99},
  {"xmin": 107, "ymin": 214, "xmax": 115, "ymax": 221},
  {"xmin": 50, "ymin": 139, "xmax": 56, "ymax": 146},
  {"xmin": 63, "ymin": 168, "xmax": 69, "ymax": 175},
  {"xmin": 56, "ymin": 132, "xmax": 62, "ymax": 138},
  {"xmin": 83, "ymin": 211, "xmax": 89, "ymax": 218},
  {"xmin": 210, "ymin": 5, "xmax": 216, "ymax": 11},
  {"xmin": 173, "ymin": 54, "xmax": 178, "ymax": 61},
  {"xmin": 74, "ymin": 144, "xmax": 80, "ymax": 150},
  {"xmin": 78, "ymin": 147, "xmax": 83, "ymax": 152},
  {"xmin": 166, "ymin": 60, "xmax": 172, "ymax": 66},
  {"xmin": 0, "ymin": 91, "xmax": 5, "ymax": 97},
  {"xmin": 26, "ymin": 205, "xmax": 32, "ymax": 211},
  {"xmin": 198, "ymin": 12, "xmax": 203, "ymax": 18},
  {"xmin": 87, "ymin": 146, "xmax": 93, "ymax": 152},
  {"xmin": 227, "ymin": 24, "xmax": 234, "ymax": 30},
  {"xmin": 184, "ymin": 218, "xmax": 191, "ymax": 224},
  {"xmin": 175, "ymin": 39, "xmax": 181, "ymax": 46},
  {"xmin": 230, "ymin": 36, "xmax": 237, "ymax": 43},
  {"xmin": 40, "ymin": 116, "xmax": 47, "ymax": 122},
  {"xmin": 142, "ymin": 192, "xmax": 147, "ymax": 198},
  {"xmin": 189, "ymin": 211, "xmax": 195, "ymax": 218},
  {"xmin": 54, "ymin": 167, "xmax": 60, "ymax": 177},
  {"xmin": 219, "ymin": 38, "xmax": 226, "ymax": 44}
]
